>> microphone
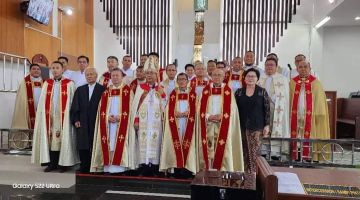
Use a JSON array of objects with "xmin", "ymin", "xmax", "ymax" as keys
[{"xmin": 287, "ymin": 64, "xmax": 292, "ymax": 70}]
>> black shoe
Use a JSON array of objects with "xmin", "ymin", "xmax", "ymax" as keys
[
  {"xmin": 271, "ymin": 156, "xmax": 281, "ymax": 161},
  {"xmin": 59, "ymin": 166, "xmax": 68, "ymax": 173},
  {"xmin": 44, "ymin": 166, "xmax": 56, "ymax": 172}
]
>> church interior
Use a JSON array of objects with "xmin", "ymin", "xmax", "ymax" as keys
[{"xmin": 0, "ymin": 0, "xmax": 360, "ymax": 199}]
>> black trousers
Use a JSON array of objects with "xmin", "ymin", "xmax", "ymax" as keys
[
  {"xmin": 49, "ymin": 151, "xmax": 60, "ymax": 169},
  {"xmin": 79, "ymin": 149, "xmax": 91, "ymax": 173}
]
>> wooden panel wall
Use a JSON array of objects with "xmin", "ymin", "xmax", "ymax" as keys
[
  {"xmin": 60, "ymin": 0, "xmax": 94, "ymax": 69},
  {"xmin": 0, "ymin": 0, "xmax": 94, "ymax": 71},
  {"xmin": 0, "ymin": 0, "xmax": 25, "ymax": 56}
]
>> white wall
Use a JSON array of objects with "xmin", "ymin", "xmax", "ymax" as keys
[
  {"xmin": 93, "ymin": 0, "xmax": 127, "ymax": 75},
  {"xmin": 321, "ymin": 26, "xmax": 360, "ymax": 97},
  {"xmin": 173, "ymin": 0, "xmax": 220, "ymax": 72}
]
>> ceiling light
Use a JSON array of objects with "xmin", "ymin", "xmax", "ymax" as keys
[
  {"xmin": 315, "ymin": 16, "xmax": 331, "ymax": 28},
  {"xmin": 355, "ymin": 16, "xmax": 360, "ymax": 21},
  {"xmin": 328, "ymin": 0, "xmax": 335, "ymax": 4}
]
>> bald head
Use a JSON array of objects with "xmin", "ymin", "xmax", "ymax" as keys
[
  {"xmin": 212, "ymin": 69, "xmax": 225, "ymax": 85},
  {"xmin": 85, "ymin": 67, "xmax": 98, "ymax": 84},
  {"xmin": 195, "ymin": 62, "xmax": 206, "ymax": 78},
  {"xmin": 297, "ymin": 60, "xmax": 311, "ymax": 78}
]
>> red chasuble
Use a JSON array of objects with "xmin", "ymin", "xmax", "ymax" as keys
[
  {"xmin": 44, "ymin": 79, "xmax": 71, "ymax": 142},
  {"xmin": 101, "ymin": 72, "xmax": 111, "ymax": 87},
  {"xmin": 199, "ymin": 84, "xmax": 232, "ymax": 170},
  {"xmin": 98, "ymin": 85, "xmax": 131, "ymax": 166},
  {"xmin": 290, "ymin": 75, "xmax": 316, "ymax": 160},
  {"xmin": 24, "ymin": 75, "xmax": 43, "ymax": 129},
  {"xmin": 167, "ymin": 89, "xmax": 196, "ymax": 168}
]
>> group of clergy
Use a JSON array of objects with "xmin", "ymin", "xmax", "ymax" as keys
[{"xmin": 11, "ymin": 50, "xmax": 330, "ymax": 177}]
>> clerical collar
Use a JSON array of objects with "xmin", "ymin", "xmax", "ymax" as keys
[
  {"xmin": 112, "ymin": 84, "xmax": 122, "ymax": 89},
  {"xmin": 54, "ymin": 77, "xmax": 62, "ymax": 82},
  {"xmin": 30, "ymin": 76, "xmax": 41, "ymax": 81},
  {"xmin": 245, "ymin": 64, "xmax": 253, "ymax": 67},
  {"xmin": 213, "ymin": 83, "xmax": 222, "ymax": 88},
  {"xmin": 179, "ymin": 88, "xmax": 187, "ymax": 92}
]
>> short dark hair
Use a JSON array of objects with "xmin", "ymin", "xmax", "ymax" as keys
[
  {"xmin": 246, "ymin": 50, "xmax": 254, "ymax": 54},
  {"xmin": 266, "ymin": 53, "xmax": 278, "ymax": 59},
  {"xmin": 244, "ymin": 68, "xmax": 260, "ymax": 81},
  {"xmin": 107, "ymin": 56, "xmax": 118, "ymax": 62},
  {"xmin": 58, "ymin": 56, "xmax": 68, "ymax": 63},
  {"xmin": 148, "ymin": 52, "xmax": 159, "ymax": 58},
  {"xmin": 216, "ymin": 61, "xmax": 226, "ymax": 67},
  {"xmin": 52, "ymin": 61, "xmax": 64, "ymax": 68},
  {"xmin": 123, "ymin": 55, "xmax": 132, "ymax": 60},
  {"xmin": 177, "ymin": 72, "xmax": 188, "ymax": 81},
  {"xmin": 166, "ymin": 64, "xmax": 176, "ymax": 70},
  {"xmin": 110, "ymin": 67, "xmax": 126, "ymax": 76},
  {"xmin": 77, "ymin": 55, "xmax": 89, "ymax": 63},
  {"xmin": 141, "ymin": 54, "xmax": 148, "ymax": 57},
  {"xmin": 265, "ymin": 57, "xmax": 278, "ymax": 66},
  {"xmin": 207, "ymin": 60, "xmax": 216, "ymax": 64},
  {"xmin": 185, "ymin": 64, "xmax": 194, "ymax": 70},
  {"xmin": 30, "ymin": 63, "xmax": 40, "ymax": 70},
  {"xmin": 137, "ymin": 65, "xmax": 144, "ymax": 69}
]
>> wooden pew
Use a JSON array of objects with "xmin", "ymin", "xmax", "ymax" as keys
[
  {"xmin": 256, "ymin": 156, "xmax": 278, "ymax": 200},
  {"xmin": 336, "ymin": 98, "xmax": 360, "ymax": 139}
]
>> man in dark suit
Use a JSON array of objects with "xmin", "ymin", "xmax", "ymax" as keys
[{"xmin": 70, "ymin": 67, "xmax": 105, "ymax": 173}]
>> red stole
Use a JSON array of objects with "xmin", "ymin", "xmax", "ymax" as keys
[
  {"xmin": 190, "ymin": 78, "xmax": 209, "ymax": 89},
  {"xmin": 24, "ymin": 75, "xmax": 43, "ymax": 129},
  {"xmin": 199, "ymin": 84, "xmax": 232, "ymax": 170},
  {"xmin": 158, "ymin": 68, "xmax": 165, "ymax": 82},
  {"xmin": 134, "ymin": 83, "xmax": 166, "ymax": 124},
  {"xmin": 290, "ymin": 75, "xmax": 316, "ymax": 160},
  {"xmin": 223, "ymin": 71, "xmax": 243, "ymax": 84},
  {"xmin": 44, "ymin": 79, "xmax": 71, "ymax": 142},
  {"xmin": 101, "ymin": 72, "xmax": 110, "ymax": 87},
  {"xmin": 98, "ymin": 85, "xmax": 131, "ymax": 166},
  {"xmin": 167, "ymin": 89, "xmax": 196, "ymax": 168},
  {"xmin": 130, "ymin": 79, "xmax": 139, "ymax": 93}
]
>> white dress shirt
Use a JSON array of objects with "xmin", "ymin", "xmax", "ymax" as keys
[
  {"xmin": 30, "ymin": 76, "xmax": 42, "ymax": 110},
  {"xmin": 88, "ymin": 83, "xmax": 96, "ymax": 101},
  {"xmin": 71, "ymin": 70, "xmax": 87, "ymax": 88}
]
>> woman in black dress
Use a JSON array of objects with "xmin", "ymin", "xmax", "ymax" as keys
[{"xmin": 235, "ymin": 68, "xmax": 270, "ymax": 174}]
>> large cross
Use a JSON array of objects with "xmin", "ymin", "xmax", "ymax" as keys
[
  {"xmin": 276, "ymin": 105, "xmax": 284, "ymax": 114},
  {"xmin": 123, "ymin": 89, "xmax": 129, "ymax": 96},
  {"xmin": 26, "ymin": 81, "xmax": 32, "ymax": 85},
  {"xmin": 28, "ymin": 98, "xmax": 34, "ymax": 104},
  {"xmin": 277, "ymin": 93, "xmax": 285, "ymax": 101},
  {"xmin": 170, "ymin": 95, "xmax": 176, "ymax": 101},
  {"xmin": 122, "ymin": 112, "xmax": 128, "ymax": 119},
  {"xmin": 218, "ymin": 139, "xmax": 225, "ymax": 146},
  {"xmin": 101, "ymin": 136, "xmax": 107, "ymax": 144},
  {"xmin": 118, "ymin": 134, "xmax": 125, "ymax": 142},
  {"xmin": 190, "ymin": 94, "xmax": 196, "ymax": 101},
  {"xmin": 62, "ymin": 91, "xmax": 67, "ymax": 96},
  {"xmin": 170, "ymin": 117, "xmax": 175, "ymax": 123},
  {"xmin": 273, "ymin": 118, "xmax": 281, "ymax": 126},
  {"xmin": 101, "ymin": 112, "xmax": 106, "ymax": 119},
  {"xmin": 275, "ymin": 82, "xmax": 284, "ymax": 88},
  {"xmin": 174, "ymin": 140, "xmax": 181, "ymax": 150},
  {"xmin": 183, "ymin": 139, "xmax": 191, "ymax": 149}
]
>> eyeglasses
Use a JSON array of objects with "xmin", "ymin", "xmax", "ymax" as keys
[{"xmin": 246, "ymin": 75, "xmax": 258, "ymax": 78}]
